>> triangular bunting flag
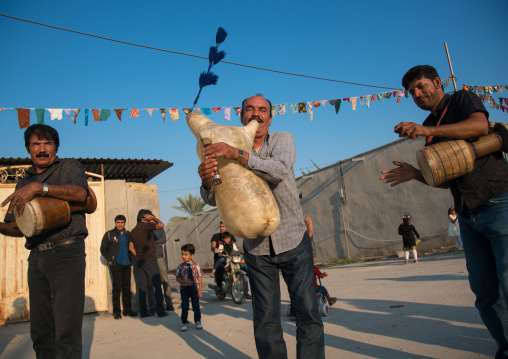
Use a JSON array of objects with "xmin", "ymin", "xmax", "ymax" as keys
[
  {"xmin": 225, "ymin": 107, "xmax": 231, "ymax": 121},
  {"xmin": 308, "ymin": 102, "xmax": 313, "ymax": 121},
  {"xmin": 278, "ymin": 104, "xmax": 286, "ymax": 115},
  {"xmin": 130, "ymin": 109, "xmax": 139, "ymax": 118},
  {"xmin": 334, "ymin": 99, "xmax": 341, "ymax": 115},
  {"xmin": 48, "ymin": 109, "xmax": 63, "ymax": 121},
  {"xmin": 100, "ymin": 109, "xmax": 111, "ymax": 122},
  {"xmin": 170, "ymin": 109, "xmax": 179, "ymax": 121},
  {"xmin": 73, "ymin": 109, "xmax": 80, "ymax": 124},
  {"xmin": 16, "ymin": 108, "xmax": 30, "ymax": 129},
  {"xmin": 114, "ymin": 109, "xmax": 124, "ymax": 121},
  {"xmin": 35, "ymin": 108, "xmax": 45, "ymax": 124},
  {"xmin": 92, "ymin": 109, "xmax": 100, "ymax": 122},
  {"xmin": 160, "ymin": 109, "xmax": 166, "ymax": 123},
  {"xmin": 84, "ymin": 109, "xmax": 89, "ymax": 126}
]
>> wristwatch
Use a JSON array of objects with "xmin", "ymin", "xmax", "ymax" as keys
[
  {"xmin": 237, "ymin": 150, "xmax": 244, "ymax": 162},
  {"xmin": 42, "ymin": 183, "xmax": 49, "ymax": 196}
]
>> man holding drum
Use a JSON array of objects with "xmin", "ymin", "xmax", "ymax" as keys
[
  {"xmin": 380, "ymin": 65, "xmax": 508, "ymax": 358},
  {"xmin": 0, "ymin": 124, "xmax": 89, "ymax": 358},
  {"xmin": 198, "ymin": 95, "xmax": 324, "ymax": 359}
]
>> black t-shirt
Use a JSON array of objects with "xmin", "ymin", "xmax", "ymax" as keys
[
  {"xmin": 423, "ymin": 90, "xmax": 508, "ymax": 212},
  {"xmin": 210, "ymin": 232, "xmax": 236, "ymax": 262}
]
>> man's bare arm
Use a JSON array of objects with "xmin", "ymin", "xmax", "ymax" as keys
[
  {"xmin": 0, "ymin": 222, "xmax": 24, "ymax": 237},
  {"xmin": 2, "ymin": 183, "xmax": 88, "ymax": 215},
  {"xmin": 394, "ymin": 113, "xmax": 489, "ymax": 140}
]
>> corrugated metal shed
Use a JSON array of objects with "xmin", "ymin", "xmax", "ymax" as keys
[{"xmin": 0, "ymin": 157, "xmax": 172, "ymax": 183}]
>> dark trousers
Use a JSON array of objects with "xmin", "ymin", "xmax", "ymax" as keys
[
  {"xmin": 136, "ymin": 259, "xmax": 165, "ymax": 316},
  {"xmin": 244, "ymin": 233, "xmax": 325, "ymax": 359},
  {"xmin": 180, "ymin": 285, "xmax": 201, "ymax": 324},
  {"xmin": 110, "ymin": 264, "xmax": 132, "ymax": 315},
  {"xmin": 28, "ymin": 240, "xmax": 86, "ymax": 359}
]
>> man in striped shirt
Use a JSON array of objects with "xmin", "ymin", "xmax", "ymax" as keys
[{"xmin": 199, "ymin": 95, "xmax": 324, "ymax": 359}]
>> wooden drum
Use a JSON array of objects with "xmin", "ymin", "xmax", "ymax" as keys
[
  {"xmin": 14, "ymin": 186, "xmax": 97, "ymax": 237},
  {"xmin": 15, "ymin": 197, "xmax": 71, "ymax": 237},
  {"xmin": 416, "ymin": 140, "xmax": 475, "ymax": 187},
  {"xmin": 416, "ymin": 122, "xmax": 508, "ymax": 187}
]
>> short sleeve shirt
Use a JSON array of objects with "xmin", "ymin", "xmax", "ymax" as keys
[
  {"xmin": 3, "ymin": 158, "xmax": 89, "ymax": 248},
  {"xmin": 422, "ymin": 90, "xmax": 508, "ymax": 212}
]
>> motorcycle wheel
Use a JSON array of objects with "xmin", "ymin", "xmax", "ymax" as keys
[{"xmin": 232, "ymin": 272, "xmax": 248, "ymax": 305}]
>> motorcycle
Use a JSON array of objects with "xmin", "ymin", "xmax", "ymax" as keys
[{"xmin": 208, "ymin": 250, "xmax": 249, "ymax": 304}]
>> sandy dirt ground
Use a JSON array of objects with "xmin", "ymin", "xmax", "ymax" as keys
[{"xmin": 0, "ymin": 250, "xmax": 497, "ymax": 358}]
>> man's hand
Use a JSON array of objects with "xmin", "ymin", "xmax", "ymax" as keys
[
  {"xmin": 394, "ymin": 122, "xmax": 429, "ymax": 139},
  {"xmin": 380, "ymin": 161, "xmax": 420, "ymax": 187},
  {"xmin": 198, "ymin": 289, "xmax": 203, "ymax": 298},
  {"xmin": 1, "ymin": 182, "xmax": 42, "ymax": 215},
  {"xmin": 202, "ymin": 142, "xmax": 238, "ymax": 160},
  {"xmin": 198, "ymin": 158, "xmax": 218, "ymax": 190}
]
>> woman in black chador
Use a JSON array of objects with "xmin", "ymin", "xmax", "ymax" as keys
[{"xmin": 398, "ymin": 215, "xmax": 421, "ymax": 264}]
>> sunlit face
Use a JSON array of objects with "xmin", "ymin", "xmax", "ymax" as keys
[
  {"xmin": 407, "ymin": 77, "xmax": 443, "ymax": 112},
  {"xmin": 220, "ymin": 223, "xmax": 226, "ymax": 233},
  {"xmin": 181, "ymin": 250, "xmax": 194, "ymax": 263},
  {"xmin": 223, "ymin": 236, "xmax": 231, "ymax": 244},
  {"xmin": 115, "ymin": 220, "xmax": 126, "ymax": 232},
  {"xmin": 27, "ymin": 134, "xmax": 57, "ymax": 173},
  {"xmin": 241, "ymin": 96, "xmax": 272, "ymax": 140}
]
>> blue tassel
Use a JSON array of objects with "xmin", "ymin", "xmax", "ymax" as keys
[
  {"xmin": 209, "ymin": 46, "xmax": 226, "ymax": 65},
  {"xmin": 216, "ymin": 27, "xmax": 227, "ymax": 45},
  {"xmin": 209, "ymin": 46, "xmax": 218, "ymax": 65},
  {"xmin": 199, "ymin": 71, "xmax": 219, "ymax": 88}
]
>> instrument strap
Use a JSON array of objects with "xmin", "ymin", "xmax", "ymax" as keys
[{"xmin": 425, "ymin": 94, "xmax": 454, "ymax": 147}]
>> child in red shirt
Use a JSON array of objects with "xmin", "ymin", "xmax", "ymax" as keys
[{"xmin": 314, "ymin": 266, "xmax": 337, "ymax": 305}]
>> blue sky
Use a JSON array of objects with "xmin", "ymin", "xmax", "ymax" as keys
[{"xmin": 1, "ymin": 1, "xmax": 507, "ymax": 224}]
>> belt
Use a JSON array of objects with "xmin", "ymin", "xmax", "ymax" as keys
[{"xmin": 36, "ymin": 237, "xmax": 83, "ymax": 251}]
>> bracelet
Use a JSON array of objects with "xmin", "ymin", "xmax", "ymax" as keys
[
  {"xmin": 42, "ymin": 183, "xmax": 49, "ymax": 196},
  {"xmin": 237, "ymin": 149, "xmax": 244, "ymax": 162}
]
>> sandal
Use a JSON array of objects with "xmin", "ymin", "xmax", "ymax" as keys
[{"xmin": 329, "ymin": 297, "xmax": 337, "ymax": 306}]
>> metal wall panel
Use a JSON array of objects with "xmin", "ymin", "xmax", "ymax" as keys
[{"xmin": 0, "ymin": 180, "xmax": 107, "ymax": 324}]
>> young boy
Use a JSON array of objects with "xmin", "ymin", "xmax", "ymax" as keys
[{"xmin": 174, "ymin": 244, "xmax": 204, "ymax": 331}]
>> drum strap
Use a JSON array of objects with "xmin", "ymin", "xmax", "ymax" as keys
[{"xmin": 425, "ymin": 94, "xmax": 454, "ymax": 147}]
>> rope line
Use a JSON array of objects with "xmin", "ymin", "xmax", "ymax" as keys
[
  {"xmin": 0, "ymin": 13, "xmax": 399, "ymax": 91},
  {"xmin": 315, "ymin": 228, "xmax": 448, "ymax": 244}
]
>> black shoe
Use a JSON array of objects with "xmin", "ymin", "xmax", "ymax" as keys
[
  {"xmin": 166, "ymin": 305, "xmax": 175, "ymax": 312},
  {"xmin": 158, "ymin": 311, "xmax": 169, "ymax": 318},
  {"xmin": 245, "ymin": 294, "xmax": 251, "ymax": 300},
  {"xmin": 123, "ymin": 311, "xmax": 138, "ymax": 317},
  {"xmin": 113, "ymin": 313, "xmax": 122, "ymax": 320},
  {"xmin": 140, "ymin": 312, "xmax": 155, "ymax": 318}
]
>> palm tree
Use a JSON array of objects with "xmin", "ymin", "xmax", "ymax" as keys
[{"xmin": 168, "ymin": 193, "xmax": 210, "ymax": 226}]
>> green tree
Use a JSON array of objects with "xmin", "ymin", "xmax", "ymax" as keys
[{"xmin": 168, "ymin": 193, "xmax": 210, "ymax": 226}]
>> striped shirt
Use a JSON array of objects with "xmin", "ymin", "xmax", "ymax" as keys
[{"xmin": 201, "ymin": 131, "xmax": 306, "ymax": 255}]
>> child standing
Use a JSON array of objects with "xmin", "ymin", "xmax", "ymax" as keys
[
  {"xmin": 174, "ymin": 244, "xmax": 204, "ymax": 331},
  {"xmin": 398, "ymin": 215, "xmax": 421, "ymax": 264}
]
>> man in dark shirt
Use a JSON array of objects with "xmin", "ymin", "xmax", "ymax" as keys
[
  {"xmin": 210, "ymin": 221, "xmax": 236, "ymax": 291},
  {"xmin": 100, "ymin": 214, "xmax": 137, "ymax": 319},
  {"xmin": 380, "ymin": 65, "xmax": 508, "ymax": 358},
  {"xmin": 0, "ymin": 124, "xmax": 89, "ymax": 358},
  {"xmin": 129, "ymin": 209, "xmax": 168, "ymax": 318}
]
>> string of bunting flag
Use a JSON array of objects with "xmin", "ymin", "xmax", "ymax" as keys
[{"xmin": 2, "ymin": 84, "xmax": 507, "ymax": 129}]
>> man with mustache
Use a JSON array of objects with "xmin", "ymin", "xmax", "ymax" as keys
[
  {"xmin": 0, "ymin": 124, "xmax": 89, "ymax": 358},
  {"xmin": 380, "ymin": 65, "xmax": 508, "ymax": 359},
  {"xmin": 198, "ymin": 95, "xmax": 324, "ymax": 359}
]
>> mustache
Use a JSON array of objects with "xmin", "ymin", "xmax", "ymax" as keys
[
  {"xmin": 247, "ymin": 116, "xmax": 263, "ymax": 124},
  {"xmin": 35, "ymin": 153, "xmax": 50, "ymax": 158}
]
